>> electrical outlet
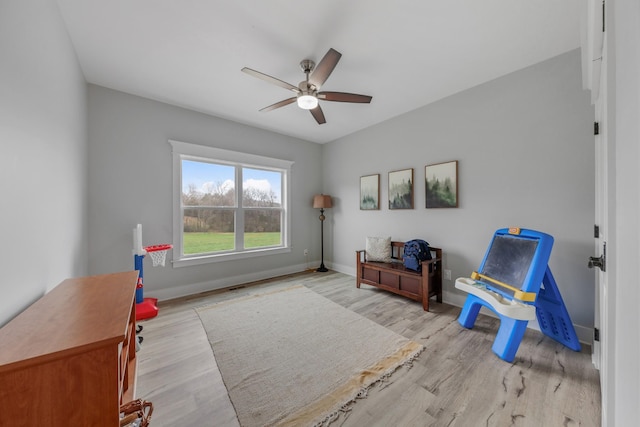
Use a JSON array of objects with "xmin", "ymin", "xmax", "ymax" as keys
[
  {"xmin": 444, "ymin": 269, "xmax": 452, "ymax": 280},
  {"xmin": 303, "ymin": 249, "xmax": 309, "ymax": 256}
]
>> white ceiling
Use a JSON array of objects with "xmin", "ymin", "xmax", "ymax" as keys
[{"xmin": 56, "ymin": 0, "xmax": 581, "ymax": 144}]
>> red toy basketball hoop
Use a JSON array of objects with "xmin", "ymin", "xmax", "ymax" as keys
[{"xmin": 144, "ymin": 244, "xmax": 172, "ymax": 267}]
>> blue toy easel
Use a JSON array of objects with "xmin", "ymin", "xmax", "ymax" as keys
[{"xmin": 455, "ymin": 227, "xmax": 581, "ymax": 362}]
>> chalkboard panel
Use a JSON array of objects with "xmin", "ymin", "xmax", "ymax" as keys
[{"xmin": 480, "ymin": 235, "xmax": 538, "ymax": 289}]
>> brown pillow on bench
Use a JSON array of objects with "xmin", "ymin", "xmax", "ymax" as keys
[{"xmin": 365, "ymin": 236, "xmax": 392, "ymax": 262}]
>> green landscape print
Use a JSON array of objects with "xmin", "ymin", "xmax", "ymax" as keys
[
  {"xmin": 360, "ymin": 174, "xmax": 379, "ymax": 210},
  {"xmin": 426, "ymin": 161, "xmax": 457, "ymax": 208},
  {"xmin": 389, "ymin": 169, "xmax": 413, "ymax": 209}
]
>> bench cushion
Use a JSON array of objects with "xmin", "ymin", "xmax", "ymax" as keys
[{"xmin": 365, "ymin": 236, "xmax": 392, "ymax": 262}]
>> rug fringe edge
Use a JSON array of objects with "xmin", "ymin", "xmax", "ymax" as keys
[{"xmin": 311, "ymin": 343, "xmax": 425, "ymax": 427}]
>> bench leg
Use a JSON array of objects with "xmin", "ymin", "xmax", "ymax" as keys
[
  {"xmin": 421, "ymin": 270, "xmax": 429, "ymax": 311},
  {"xmin": 355, "ymin": 252, "xmax": 361, "ymax": 288},
  {"xmin": 422, "ymin": 262, "xmax": 442, "ymax": 311},
  {"xmin": 435, "ymin": 262, "xmax": 443, "ymax": 303}
]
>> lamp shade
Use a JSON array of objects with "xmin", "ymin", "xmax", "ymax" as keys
[{"xmin": 313, "ymin": 194, "xmax": 333, "ymax": 209}]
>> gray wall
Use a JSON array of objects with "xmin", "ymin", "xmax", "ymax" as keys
[
  {"xmin": 0, "ymin": 0, "xmax": 88, "ymax": 326},
  {"xmin": 87, "ymin": 85, "xmax": 323, "ymax": 299},
  {"xmin": 324, "ymin": 49, "xmax": 595, "ymax": 339}
]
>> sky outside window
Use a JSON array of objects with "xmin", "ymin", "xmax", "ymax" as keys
[{"xmin": 182, "ymin": 160, "xmax": 281, "ymax": 203}]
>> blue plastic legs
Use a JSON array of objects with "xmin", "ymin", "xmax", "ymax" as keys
[
  {"xmin": 535, "ymin": 267, "xmax": 581, "ymax": 352},
  {"xmin": 458, "ymin": 295, "xmax": 482, "ymax": 328},
  {"xmin": 458, "ymin": 295, "xmax": 529, "ymax": 363},
  {"xmin": 491, "ymin": 316, "xmax": 528, "ymax": 363}
]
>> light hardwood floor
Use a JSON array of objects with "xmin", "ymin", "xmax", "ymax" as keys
[{"xmin": 136, "ymin": 271, "xmax": 601, "ymax": 426}]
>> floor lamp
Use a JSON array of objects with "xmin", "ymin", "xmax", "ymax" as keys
[{"xmin": 313, "ymin": 194, "xmax": 332, "ymax": 272}]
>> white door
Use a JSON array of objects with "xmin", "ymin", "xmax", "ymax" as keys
[
  {"xmin": 582, "ymin": 0, "xmax": 607, "ymax": 422},
  {"xmin": 592, "ymin": 80, "xmax": 607, "ymax": 374}
]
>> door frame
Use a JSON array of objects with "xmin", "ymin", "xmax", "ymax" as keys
[{"xmin": 580, "ymin": 0, "xmax": 607, "ymax": 422}]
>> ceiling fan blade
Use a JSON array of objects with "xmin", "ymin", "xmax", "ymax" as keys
[
  {"xmin": 310, "ymin": 105, "xmax": 326, "ymax": 125},
  {"xmin": 259, "ymin": 97, "xmax": 297, "ymax": 112},
  {"xmin": 308, "ymin": 48, "xmax": 342, "ymax": 88},
  {"xmin": 241, "ymin": 67, "xmax": 300, "ymax": 93},
  {"xmin": 318, "ymin": 92, "xmax": 372, "ymax": 103}
]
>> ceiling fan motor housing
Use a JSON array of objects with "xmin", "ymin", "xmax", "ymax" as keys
[
  {"xmin": 298, "ymin": 81, "xmax": 317, "ymax": 94},
  {"xmin": 299, "ymin": 59, "xmax": 315, "ymax": 74}
]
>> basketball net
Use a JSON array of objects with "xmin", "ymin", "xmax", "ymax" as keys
[{"xmin": 144, "ymin": 244, "xmax": 172, "ymax": 267}]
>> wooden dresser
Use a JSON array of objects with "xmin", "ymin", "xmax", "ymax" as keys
[{"xmin": 0, "ymin": 271, "xmax": 139, "ymax": 426}]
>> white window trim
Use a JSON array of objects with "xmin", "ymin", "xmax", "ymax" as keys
[{"xmin": 170, "ymin": 139, "xmax": 293, "ymax": 268}]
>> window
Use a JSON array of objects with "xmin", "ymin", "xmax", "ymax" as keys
[{"xmin": 170, "ymin": 140, "xmax": 292, "ymax": 267}]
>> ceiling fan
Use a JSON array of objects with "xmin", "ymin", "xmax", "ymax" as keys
[{"xmin": 241, "ymin": 48, "xmax": 372, "ymax": 125}]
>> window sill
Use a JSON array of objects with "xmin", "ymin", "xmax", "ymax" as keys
[{"xmin": 171, "ymin": 246, "xmax": 291, "ymax": 268}]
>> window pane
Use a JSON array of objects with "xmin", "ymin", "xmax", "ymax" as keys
[
  {"xmin": 182, "ymin": 160, "xmax": 235, "ymax": 207},
  {"xmin": 173, "ymin": 141, "xmax": 292, "ymax": 265},
  {"xmin": 242, "ymin": 168, "xmax": 281, "ymax": 207},
  {"xmin": 183, "ymin": 208, "xmax": 234, "ymax": 254},
  {"xmin": 244, "ymin": 210, "xmax": 282, "ymax": 248}
]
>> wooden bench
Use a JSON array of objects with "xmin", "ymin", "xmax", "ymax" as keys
[{"xmin": 356, "ymin": 241, "xmax": 443, "ymax": 311}]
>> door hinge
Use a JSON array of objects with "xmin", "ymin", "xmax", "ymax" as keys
[
  {"xmin": 594, "ymin": 122, "xmax": 600, "ymax": 135},
  {"xmin": 594, "ymin": 225, "xmax": 600, "ymax": 238},
  {"xmin": 594, "ymin": 327, "xmax": 600, "ymax": 342}
]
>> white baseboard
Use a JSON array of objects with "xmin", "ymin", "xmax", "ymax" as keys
[
  {"xmin": 146, "ymin": 262, "xmax": 310, "ymax": 302},
  {"xmin": 329, "ymin": 261, "xmax": 354, "ymax": 276}
]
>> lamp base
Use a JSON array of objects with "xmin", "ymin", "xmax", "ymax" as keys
[{"xmin": 316, "ymin": 263, "xmax": 329, "ymax": 272}]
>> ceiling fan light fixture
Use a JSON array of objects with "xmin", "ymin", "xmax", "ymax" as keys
[
  {"xmin": 242, "ymin": 48, "xmax": 371, "ymax": 124},
  {"xmin": 297, "ymin": 94, "xmax": 318, "ymax": 110}
]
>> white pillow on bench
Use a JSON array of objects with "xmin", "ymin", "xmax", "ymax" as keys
[{"xmin": 366, "ymin": 236, "xmax": 392, "ymax": 262}]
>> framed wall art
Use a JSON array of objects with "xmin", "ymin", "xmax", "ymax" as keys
[
  {"xmin": 360, "ymin": 174, "xmax": 380, "ymax": 210},
  {"xmin": 425, "ymin": 160, "xmax": 458, "ymax": 208},
  {"xmin": 388, "ymin": 168, "xmax": 414, "ymax": 209}
]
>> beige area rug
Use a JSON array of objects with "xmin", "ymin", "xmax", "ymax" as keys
[{"xmin": 195, "ymin": 285, "xmax": 423, "ymax": 427}]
